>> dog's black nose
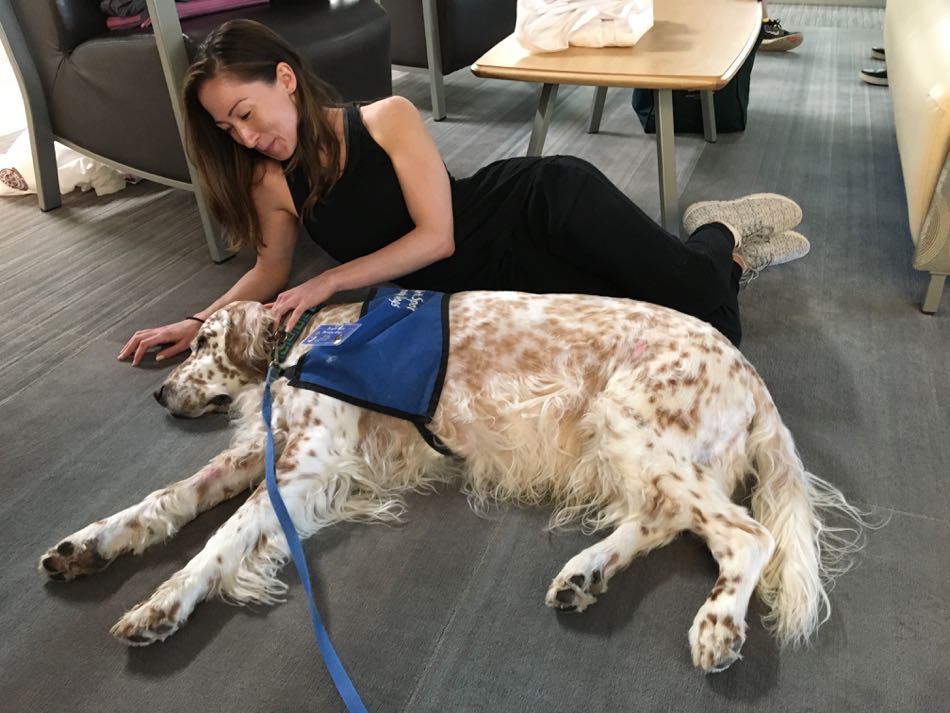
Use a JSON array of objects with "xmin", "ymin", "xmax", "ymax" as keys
[
  {"xmin": 153, "ymin": 386, "xmax": 166, "ymax": 406},
  {"xmin": 209, "ymin": 394, "xmax": 232, "ymax": 408}
]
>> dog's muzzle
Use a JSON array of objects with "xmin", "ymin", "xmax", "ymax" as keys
[{"xmin": 153, "ymin": 385, "xmax": 231, "ymax": 414}]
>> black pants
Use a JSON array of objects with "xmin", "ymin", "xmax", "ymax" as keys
[
  {"xmin": 459, "ymin": 156, "xmax": 743, "ymax": 345},
  {"xmin": 416, "ymin": 156, "xmax": 742, "ymax": 344}
]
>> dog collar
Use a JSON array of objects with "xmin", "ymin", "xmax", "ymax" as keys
[{"xmin": 270, "ymin": 306, "xmax": 323, "ymax": 367}]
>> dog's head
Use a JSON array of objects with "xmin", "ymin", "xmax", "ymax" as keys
[{"xmin": 154, "ymin": 301, "xmax": 277, "ymax": 418}]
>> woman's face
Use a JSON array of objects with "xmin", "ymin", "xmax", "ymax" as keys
[{"xmin": 199, "ymin": 62, "xmax": 299, "ymax": 161}]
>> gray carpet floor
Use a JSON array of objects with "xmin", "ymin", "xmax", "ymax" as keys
[{"xmin": 2, "ymin": 6, "xmax": 947, "ymax": 713}]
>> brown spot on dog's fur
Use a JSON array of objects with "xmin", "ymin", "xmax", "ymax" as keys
[
  {"xmin": 145, "ymin": 607, "xmax": 166, "ymax": 628},
  {"xmin": 223, "ymin": 307, "xmax": 271, "ymax": 378},
  {"xmin": 645, "ymin": 480, "xmax": 680, "ymax": 519}
]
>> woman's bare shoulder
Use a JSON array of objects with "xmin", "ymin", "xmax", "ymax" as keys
[
  {"xmin": 251, "ymin": 159, "xmax": 297, "ymax": 217},
  {"xmin": 359, "ymin": 96, "xmax": 421, "ymax": 147}
]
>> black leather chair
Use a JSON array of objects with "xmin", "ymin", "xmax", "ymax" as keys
[
  {"xmin": 380, "ymin": 0, "xmax": 516, "ymax": 120},
  {"xmin": 0, "ymin": 0, "xmax": 392, "ymax": 260}
]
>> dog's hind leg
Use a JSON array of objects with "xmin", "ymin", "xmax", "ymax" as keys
[
  {"xmin": 545, "ymin": 520, "xmax": 677, "ymax": 612},
  {"xmin": 686, "ymin": 494, "xmax": 775, "ymax": 674},
  {"xmin": 39, "ymin": 434, "xmax": 266, "ymax": 582}
]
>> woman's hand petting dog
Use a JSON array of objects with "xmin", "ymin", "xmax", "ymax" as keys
[
  {"xmin": 267, "ymin": 273, "xmax": 338, "ymax": 333},
  {"xmin": 117, "ymin": 319, "xmax": 202, "ymax": 366}
]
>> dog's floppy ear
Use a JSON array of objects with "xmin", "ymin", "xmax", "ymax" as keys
[{"xmin": 223, "ymin": 302, "xmax": 278, "ymax": 377}]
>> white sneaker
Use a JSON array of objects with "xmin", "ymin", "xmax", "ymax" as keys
[
  {"xmin": 683, "ymin": 193, "xmax": 803, "ymax": 242},
  {"xmin": 738, "ymin": 229, "xmax": 811, "ymax": 287}
]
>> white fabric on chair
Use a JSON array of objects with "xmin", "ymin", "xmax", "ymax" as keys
[{"xmin": 0, "ymin": 132, "xmax": 129, "ymax": 198}]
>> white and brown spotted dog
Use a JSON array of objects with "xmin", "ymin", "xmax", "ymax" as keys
[{"xmin": 40, "ymin": 292, "xmax": 865, "ymax": 672}]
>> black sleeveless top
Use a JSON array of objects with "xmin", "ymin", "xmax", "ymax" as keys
[{"xmin": 284, "ymin": 103, "xmax": 510, "ymax": 291}]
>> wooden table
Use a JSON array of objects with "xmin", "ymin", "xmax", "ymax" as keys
[{"xmin": 471, "ymin": 0, "xmax": 763, "ymax": 231}]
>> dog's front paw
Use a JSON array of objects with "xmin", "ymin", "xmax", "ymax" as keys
[
  {"xmin": 38, "ymin": 539, "xmax": 113, "ymax": 581},
  {"xmin": 111, "ymin": 599, "xmax": 185, "ymax": 646},
  {"xmin": 688, "ymin": 607, "xmax": 746, "ymax": 673},
  {"xmin": 545, "ymin": 568, "xmax": 604, "ymax": 613}
]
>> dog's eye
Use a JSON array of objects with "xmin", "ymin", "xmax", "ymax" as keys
[{"xmin": 195, "ymin": 335, "xmax": 208, "ymax": 351}]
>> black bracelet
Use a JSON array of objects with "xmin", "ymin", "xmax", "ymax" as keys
[{"xmin": 186, "ymin": 316, "xmax": 205, "ymax": 324}]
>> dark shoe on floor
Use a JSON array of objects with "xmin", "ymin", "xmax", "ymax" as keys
[
  {"xmin": 859, "ymin": 67, "xmax": 888, "ymax": 86},
  {"xmin": 759, "ymin": 18, "xmax": 804, "ymax": 52},
  {"xmin": 870, "ymin": 46, "xmax": 885, "ymax": 61}
]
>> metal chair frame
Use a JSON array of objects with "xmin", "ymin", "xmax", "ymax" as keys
[{"xmin": 0, "ymin": 0, "xmax": 233, "ymax": 262}]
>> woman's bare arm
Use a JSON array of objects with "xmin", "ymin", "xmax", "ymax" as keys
[{"xmin": 119, "ymin": 161, "xmax": 298, "ymax": 365}]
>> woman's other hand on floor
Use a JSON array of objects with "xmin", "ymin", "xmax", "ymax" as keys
[
  {"xmin": 117, "ymin": 320, "xmax": 201, "ymax": 366},
  {"xmin": 268, "ymin": 274, "xmax": 337, "ymax": 333}
]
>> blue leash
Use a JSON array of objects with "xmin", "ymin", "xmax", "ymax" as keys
[{"xmin": 262, "ymin": 363, "xmax": 369, "ymax": 713}]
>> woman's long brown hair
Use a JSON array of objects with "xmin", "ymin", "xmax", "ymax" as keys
[{"xmin": 183, "ymin": 19, "xmax": 341, "ymax": 251}]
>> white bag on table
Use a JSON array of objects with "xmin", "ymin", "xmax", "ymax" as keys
[{"xmin": 515, "ymin": 0, "xmax": 654, "ymax": 53}]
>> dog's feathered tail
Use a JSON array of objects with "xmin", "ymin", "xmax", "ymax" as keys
[{"xmin": 745, "ymin": 380, "xmax": 872, "ymax": 647}]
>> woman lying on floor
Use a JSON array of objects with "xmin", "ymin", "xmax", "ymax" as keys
[{"xmin": 119, "ymin": 19, "xmax": 809, "ymax": 365}]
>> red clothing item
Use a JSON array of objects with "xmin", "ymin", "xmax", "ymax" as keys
[{"xmin": 106, "ymin": 0, "xmax": 269, "ymax": 31}]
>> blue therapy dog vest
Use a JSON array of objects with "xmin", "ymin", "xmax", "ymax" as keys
[{"xmin": 284, "ymin": 287, "xmax": 452, "ymax": 455}]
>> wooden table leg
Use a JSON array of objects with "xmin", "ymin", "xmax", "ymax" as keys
[
  {"xmin": 527, "ymin": 83, "xmax": 559, "ymax": 156},
  {"xmin": 655, "ymin": 88, "xmax": 678, "ymax": 232},
  {"xmin": 701, "ymin": 90, "xmax": 717, "ymax": 143},
  {"xmin": 588, "ymin": 86, "xmax": 607, "ymax": 134}
]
